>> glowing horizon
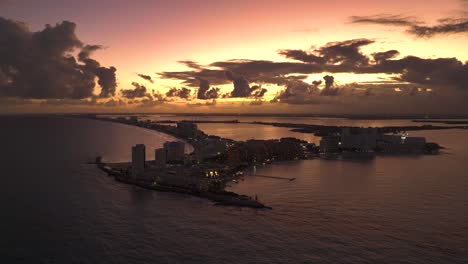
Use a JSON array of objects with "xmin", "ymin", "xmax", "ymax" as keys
[{"xmin": 1, "ymin": 0, "xmax": 467, "ymax": 114}]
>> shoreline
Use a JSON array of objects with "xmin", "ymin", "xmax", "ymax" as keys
[
  {"xmin": 96, "ymin": 161, "xmax": 272, "ymax": 209},
  {"xmin": 78, "ymin": 114, "xmax": 446, "ymax": 210}
]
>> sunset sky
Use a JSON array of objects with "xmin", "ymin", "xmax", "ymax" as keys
[{"xmin": 1, "ymin": 0, "xmax": 467, "ymax": 115}]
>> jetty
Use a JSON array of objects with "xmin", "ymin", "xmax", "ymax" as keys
[
  {"xmin": 96, "ymin": 160, "xmax": 272, "ymax": 209},
  {"xmin": 249, "ymin": 174, "xmax": 296, "ymax": 181}
]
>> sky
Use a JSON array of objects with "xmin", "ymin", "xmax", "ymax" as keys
[{"xmin": 0, "ymin": 0, "xmax": 467, "ymax": 115}]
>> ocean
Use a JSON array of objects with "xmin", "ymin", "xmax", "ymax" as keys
[{"xmin": 1, "ymin": 115, "xmax": 467, "ymax": 263}]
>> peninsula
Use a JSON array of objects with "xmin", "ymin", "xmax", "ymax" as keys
[{"xmin": 80, "ymin": 114, "xmax": 445, "ymax": 209}]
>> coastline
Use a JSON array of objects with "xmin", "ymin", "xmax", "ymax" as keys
[
  {"xmin": 95, "ymin": 160, "xmax": 272, "ymax": 209},
  {"xmin": 77, "ymin": 114, "xmax": 447, "ymax": 210}
]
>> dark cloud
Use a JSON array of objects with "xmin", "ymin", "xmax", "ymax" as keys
[
  {"xmin": 225, "ymin": 71, "xmax": 266, "ymax": 98},
  {"xmin": 0, "ymin": 17, "xmax": 119, "ymax": 99},
  {"xmin": 178, "ymin": 60, "xmax": 202, "ymax": 69},
  {"xmin": 138, "ymin": 95, "xmax": 166, "ymax": 108},
  {"xmin": 320, "ymin": 75, "xmax": 340, "ymax": 96},
  {"xmin": 137, "ymin": 73, "xmax": 154, "ymax": 83},
  {"xmin": 373, "ymin": 50, "xmax": 400, "ymax": 63},
  {"xmin": 279, "ymin": 39, "xmax": 374, "ymax": 66},
  {"xmin": 166, "ymin": 87, "xmax": 192, "ymax": 99},
  {"xmin": 158, "ymin": 68, "xmax": 228, "ymax": 87},
  {"xmin": 205, "ymin": 87, "xmax": 220, "ymax": 99},
  {"xmin": 195, "ymin": 78, "xmax": 221, "ymax": 99},
  {"xmin": 317, "ymin": 39, "xmax": 374, "ymax": 66},
  {"xmin": 350, "ymin": 14, "xmax": 468, "ymax": 38},
  {"xmin": 95, "ymin": 66, "xmax": 117, "ymax": 97},
  {"xmin": 197, "ymin": 78, "xmax": 210, "ymax": 99},
  {"xmin": 372, "ymin": 56, "xmax": 468, "ymax": 89},
  {"xmin": 212, "ymin": 60, "xmax": 323, "ymax": 80},
  {"xmin": 187, "ymin": 99, "xmax": 217, "ymax": 107},
  {"xmin": 210, "ymin": 50, "xmax": 468, "ymax": 92},
  {"xmin": 226, "ymin": 71, "xmax": 251, "ymax": 97},
  {"xmin": 278, "ymin": 49, "xmax": 325, "ymax": 64},
  {"xmin": 78, "ymin": 45, "xmax": 103, "ymax": 61},
  {"xmin": 408, "ymin": 18, "xmax": 468, "ymax": 37},
  {"xmin": 102, "ymin": 98, "xmax": 126, "ymax": 107},
  {"xmin": 158, "ymin": 60, "xmax": 229, "ymax": 87},
  {"xmin": 312, "ymin": 80, "xmax": 322, "ymax": 88},
  {"xmin": 275, "ymin": 80, "xmax": 312, "ymax": 100},
  {"xmin": 76, "ymin": 44, "xmax": 117, "ymax": 98},
  {"xmin": 159, "ymin": 38, "xmax": 468, "ymax": 105},
  {"xmin": 121, "ymin": 82, "xmax": 147, "ymax": 99},
  {"xmin": 160, "ymin": 59, "xmax": 324, "ymax": 91},
  {"xmin": 252, "ymin": 88, "xmax": 267, "ymax": 98},
  {"xmin": 349, "ymin": 15, "xmax": 421, "ymax": 27}
]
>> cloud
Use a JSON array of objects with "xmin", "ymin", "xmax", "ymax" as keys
[
  {"xmin": 349, "ymin": 15, "xmax": 421, "ymax": 27},
  {"xmin": 226, "ymin": 71, "xmax": 250, "ymax": 97},
  {"xmin": 187, "ymin": 99, "xmax": 217, "ymax": 107},
  {"xmin": 95, "ymin": 66, "xmax": 117, "ymax": 97},
  {"xmin": 274, "ymin": 80, "xmax": 313, "ymax": 101},
  {"xmin": 225, "ymin": 71, "xmax": 266, "ymax": 98},
  {"xmin": 159, "ymin": 38, "xmax": 468, "ymax": 106},
  {"xmin": 166, "ymin": 87, "xmax": 192, "ymax": 99},
  {"xmin": 213, "ymin": 46, "xmax": 468, "ymax": 92},
  {"xmin": 408, "ymin": 18, "xmax": 468, "ymax": 37},
  {"xmin": 317, "ymin": 39, "xmax": 374, "ymax": 66},
  {"xmin": 137, "ymin": 73, "xmax": 154, "ymax": 83},
  {"xmin": 178, "ymin": 60, "xmax": 202, "ymax": 69},
  {"xmin": 205, "ymin": 87, "xmax": 220, "ymax": 99},
  {"xmin": 277, "ymin": 49, "xmax": 325, "ymax": 64},
  {"xmin": 350, "ymin": 14, "xmax": 468, "ymax": 38},
  {"xmin": 197, "ymin": 78, "xmax": 210, "ymax": 99},
  {"xmin": 372, "ymin": 50, "xmax": 400, "ymax": 62},
  {"xmin": 279, "ymin": 38, "xmax": 374, "ymax": 67},
  {"xmin": 158, "ymin": 60, "xmax": 229, "ymax": 87},
  {"xmin": 195, "ymin": 78, "xmax": 222, "ymax": 99},
  {"xmin": 78, "ymin": 45, "xmax": 103, "ymax": 61},
  {"xmin": 0, "ymin": 17, "xmax": 118, "ymax": 99},
  {"xmin": 320, "ymin": 75, "xmax": 340, "ymax": 96},
  {"xmin": 134, "ymin": 90, "xmax": 167, "ymax": 108},
  {"xmin": 76, "ymin": 44, "xmax": 117, "ymax": 98},
  {"xmin": 373, "ymin": 56, "xmax": 468, "ymax": 89},
  {"xmin": 252, "ymin": 88, "xmax": 267, "ymax": 98},
  {"xmin": 121, "ymin": 82, "xmax": 147, "ymax": 99}
]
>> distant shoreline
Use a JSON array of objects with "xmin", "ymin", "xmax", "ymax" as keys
[{"xmin": 4, "ymin": 112, "xmax": 468, "ymax": 120}]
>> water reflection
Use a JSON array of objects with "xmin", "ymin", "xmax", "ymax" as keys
[{"xmin": 1, "ymin": 116, "xmax": 467, "ymax": 263}]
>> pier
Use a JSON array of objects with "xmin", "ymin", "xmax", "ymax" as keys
[{"xmin": 249, "ymin": 174, "xmax": 296, "ymax": 181}]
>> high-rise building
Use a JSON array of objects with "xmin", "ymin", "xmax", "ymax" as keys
[
  {"xmin": 131, "ymin": 144, "xmax": 146, "ymax": 177},
  {"xmin": 176, "ymin": 121, "xmax": 198, "ymax": 138},
  {"xmin": 163, "ymin": 141, "xmax": 185, "ymax": 163},
  {"xmin": 193, "ymin": 138, "xmax": 228, "ymax": 161},
  {"xmin": 340, "ymin": 127, "xmax": 378, "ymax": 151},
  {"xmin": 319, "ymin": 136, "xmax": 340, "ymax": 153},
  {"xmin": 155, "ymin": 148, "xmax": 167, "ymax": 167}
]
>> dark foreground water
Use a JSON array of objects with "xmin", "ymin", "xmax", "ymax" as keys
[{"xmin": 1, "ymin": 115, "xmax": 467, "ymax": 263}]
